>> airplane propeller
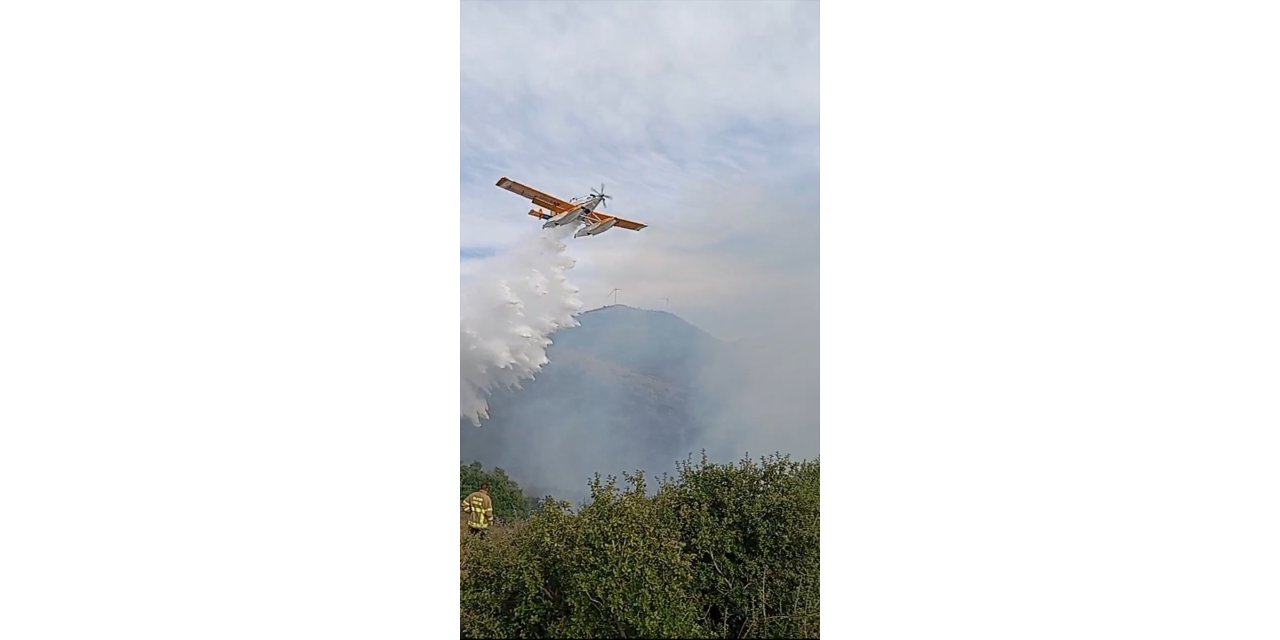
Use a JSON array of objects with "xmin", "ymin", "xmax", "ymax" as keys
[{"xmin": 590, "ymin": 183, "xmax": 611, "ymax": 208}]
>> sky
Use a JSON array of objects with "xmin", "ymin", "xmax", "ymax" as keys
[{"xmin": 461, "ymin": 0, "xmax": 819, "ymax": 342}]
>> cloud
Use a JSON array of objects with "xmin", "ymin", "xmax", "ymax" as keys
[
  {"xmin": 461, "ymin": 1, "xmax": 817, "ymax": 143},
  {"xmin": 460, "ymin": 0, "xmax": 819, "ymax": 253},
  {"xmin": 460, "ymin": 1, "xmax": 820, "ymax": 479},
  {"xmin": 566, "ymin": 179, "xmax": 818, "ymax": 337},
  {"xmin": 460, "ymin": 246, "xmax": 497, "ymax": 260}
]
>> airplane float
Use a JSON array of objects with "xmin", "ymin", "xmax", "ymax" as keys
[{"xmin": 495, "ymin": 176, "xmax": 647, "ymax": 238}]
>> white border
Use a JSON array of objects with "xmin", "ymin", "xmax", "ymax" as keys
[
  {"xmin": 841, "ymin": 1, "xmax": 1280, "ymax": 637},
  {"xmin": 1, "ymin": 1, "xmax": 456, "ymax": 637},
  {"xmin": 4, "ymin": 1, "xmax": 1279, "ymax": 637}
]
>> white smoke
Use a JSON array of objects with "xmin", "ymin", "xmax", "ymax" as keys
[{"xmin": 460, "ymin": 225, "xmax": 582, "ymax": 425}]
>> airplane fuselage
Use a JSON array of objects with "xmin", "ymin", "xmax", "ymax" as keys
[{"xmin": 542, "ymin": 194, "xmax": 605, "ymax": 229}]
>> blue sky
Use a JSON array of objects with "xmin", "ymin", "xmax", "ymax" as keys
[{"xmin": 461, "ymin": 0, "xmax": 818, "ymax": 340}]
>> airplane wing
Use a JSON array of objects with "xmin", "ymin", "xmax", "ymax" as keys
[
  {"xmin": 587, "ymin": 211, "xmax": 647, "ymax": 231},
  {"xmin": 495, "ymin": 177, "xmax": 575, "ymax": 213}
]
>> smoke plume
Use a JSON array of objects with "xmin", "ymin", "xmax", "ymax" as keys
[{"xmin": 460, "ymin": 226, "xmax": 582, "ymax": 425}]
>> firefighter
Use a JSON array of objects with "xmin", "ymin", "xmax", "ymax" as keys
[{"xmin": 461, "ymin": 482, "xmax": 494, "ymax": 537}]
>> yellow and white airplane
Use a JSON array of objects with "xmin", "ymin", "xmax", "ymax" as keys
[{"xmin": 495, "ymin": 176, "xmax": 647, "ymax": 238}]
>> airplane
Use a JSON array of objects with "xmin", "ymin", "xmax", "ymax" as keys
[{"xmin": 495, "ymin": 176, "xmax": 647, "ymax": 238}]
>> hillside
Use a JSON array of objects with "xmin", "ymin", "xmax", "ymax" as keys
[{"xmin": 460, "ymin": 305, "xmax": 731, "ymax": 501}]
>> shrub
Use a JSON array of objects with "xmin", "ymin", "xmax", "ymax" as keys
[
  {"xmin": 462, "ymin": 474, "xmax": 703, "ymax": 638},
  {"xmin": 460, "ymin": 461, "xmax": 531, "ymax": 521},
  {"xmin": 460, "ymin": 454, "xmax": 820, "ymax": 638},
  {"xmin": 658, "ymin": 453, "xmax": 820, "ymax": 638}
]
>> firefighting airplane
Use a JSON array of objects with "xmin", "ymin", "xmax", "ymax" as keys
[{"xmin": 495, "ymin": 176, "xmax": 647, "ymax": 238}]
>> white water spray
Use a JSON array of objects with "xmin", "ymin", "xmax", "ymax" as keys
[{"xmin": 461, "ymin": 225, "xmax": 582, "ymax": 425}]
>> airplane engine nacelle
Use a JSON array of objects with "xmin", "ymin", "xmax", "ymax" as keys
[{"xmin": 574, "ymin": 217, "xmax": 618, "ymax": 238}]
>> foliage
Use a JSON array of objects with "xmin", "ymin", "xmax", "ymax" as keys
[
  {"xmin": 462, "ymin": 474, "xmax": 703, "ymax": 638},
  {"xmin": 460, "ymin": 461, "xmax": 534, "ymax": 521},
  {"xmin": 460, "ymin": 454, "xmax": 819, "ymax": 638},
  {"xmin": 658, "ymin": 453, "xmax": 821, "ymax": 639}
]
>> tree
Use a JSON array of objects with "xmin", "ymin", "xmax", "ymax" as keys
[
  {"xmin": 462, "ymin": 473, "xmax": 703, "ymax": 639},
  {"xmin": 460, "ymin": 461, "xmax": 531, "ymax": 521},
  {"xmin": 460, "ymin": 453, "xmax": 821, "ymax": 638},
  {"xmin": 657, "ymin": 453, "xmax": 820, "ymax": 638}
]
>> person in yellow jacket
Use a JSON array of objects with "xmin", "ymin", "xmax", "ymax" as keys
[{"xmin": 461, "ymin": 483, "xmax": 494, "ymax": 537}]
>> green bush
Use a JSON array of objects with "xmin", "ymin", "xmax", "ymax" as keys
[
  {"xmin": 460, "ymin": 461, "xmax": 535, "ymax": 521},
  {"xmin": 658, "ymin": 453, "xmax": 821, "ymax": 639},
  {"xmin": 463, "ymin": 473, "xmax": 703, "ymax": 638},
  {"xmin": 460, "ymin": 454, "xmax": 819, "ymax": 638}
]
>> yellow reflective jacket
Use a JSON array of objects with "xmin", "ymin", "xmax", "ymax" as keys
[{"xmin": 462, "ymin": 490, "xmax": 493, "ymax": 529}]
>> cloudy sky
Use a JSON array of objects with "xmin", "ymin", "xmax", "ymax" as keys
[{"xmin": 461, "ymin": 0, "xmax": 818, "ymax": 341}]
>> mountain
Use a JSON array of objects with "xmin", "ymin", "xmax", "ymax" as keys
[{"xmin": 460, "ymin": 305, "xmax": 730, "ymax": 502}]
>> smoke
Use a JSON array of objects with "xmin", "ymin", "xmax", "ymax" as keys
[
  {"xmin": 458, "ymin": 183, "xmax": 819, "ymax": 502},
  {"xmin": 460, "ymin": 225, "xmax": 583, "ymax": 426}
]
